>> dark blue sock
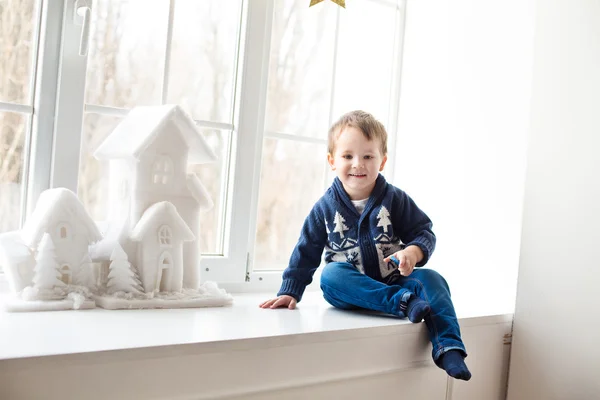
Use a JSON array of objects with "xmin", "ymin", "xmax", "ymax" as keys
[
  {"xmin": 439, "ymin": 350, "xmax": 472, "ymax": 381},
  {"xmin": 406, "ymin": 296, "xmax": 431, "ymax": 323}
]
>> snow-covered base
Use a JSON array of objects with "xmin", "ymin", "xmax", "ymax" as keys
[
  {"xmin": 94, "ymin": 282, "xmax": 233, "ymax": 310},
  {"xmin": 2, "ymin": 284, "xmax": 96, "ymax": 312},
  {"xmin": 4, "ymin": 298, "xmax": 96, "ymax": 312}
]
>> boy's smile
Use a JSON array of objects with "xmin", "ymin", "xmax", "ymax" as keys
[{"xmin": 327, "ymin": 126, "xmax": 387, "ymax": 200}]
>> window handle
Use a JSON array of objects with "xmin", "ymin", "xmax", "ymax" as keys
[{"xmin": 74, "ymin": 0, "xmax": 92, "ymax": 56}]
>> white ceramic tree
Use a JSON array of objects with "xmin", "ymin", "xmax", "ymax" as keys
[
  {"xmin": 107, "ymin": 244, "xmax": 143, "ymax": 295},
  {"xmin": 75, "ymin": 253, "xmax": 96, "ymax": 291},
  {"xmin": 32, "ymin": 234, "xmax": 65, "ymax": 290}
]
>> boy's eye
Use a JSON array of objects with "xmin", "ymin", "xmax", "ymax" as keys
[
  {"xmin": 342, "ymin": 155, "xmax": 352, "ymax": 159},
  {"xmin": 364, "ymin": 155, "xmax": 373, "ymax": 160}
]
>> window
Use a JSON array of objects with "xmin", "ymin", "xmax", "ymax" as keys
[
  {"xmin": 158, "ymin": 225, "xmax": 172, "ymax": 247},
  {"xmin": 0, "ymin": 0, "xmax": 43, "ymax": 233},
  {"xmin": 0, "ymin": 0, "xmax": 407, "ymax": 289},
  {"xmin": 57, "ymin": 224, "xmax": 69, "ymax": 240},
  {"xmin": 152, "ymin": 156, "xmax": 173, "ymax": 185}
]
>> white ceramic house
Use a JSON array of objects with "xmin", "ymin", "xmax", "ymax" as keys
[
  {"xmin": 130, "ymin": 201, "xmax": 195, "ymax": 292},
  {"xmin": 93, "ymin": 104, "xmax": 216, "ymax": 293},
  {"xmin": 20, "ymin": 188, "xmax": 103, "ymax": 285}
]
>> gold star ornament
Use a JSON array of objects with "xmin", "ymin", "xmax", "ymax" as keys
[{"xmin": 310, "ymin": 0, "xmax": 346, "ymax": 8}]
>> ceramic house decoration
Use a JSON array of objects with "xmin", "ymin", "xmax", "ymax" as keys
[
  {"xmin": 130, "ymin": 201, "xmax": 195, "ymax": 293},
  {"xmin": 21, "ymin": 188, "xmax": 103, "ymax": 284},
  {"xmin": 91, "ymin": 104, "xmax": 232, "ymax": 309},
  {"xmin": 0, "ymin": 104, "xmax": 232, "ymax": 312},
  {"xmin": 0, "ymin": 189, "xmax": 99, "ymax": 311}
]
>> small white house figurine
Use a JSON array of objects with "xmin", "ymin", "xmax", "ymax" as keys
[
  {"xmin": 22, "ymin": 188, "xmax": 103, "ymax": 285},
  {"xmin": 0, "ymin": 104, "xmax": 233, "ymax": 312},
  {"xmin": 0, "ymin": 189, "xmax": 100, "ymax": 311}
]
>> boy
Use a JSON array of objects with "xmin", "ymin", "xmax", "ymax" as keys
[{"xmin": 260, "ymin": 111, "xmax": 471, "ymax": 381}]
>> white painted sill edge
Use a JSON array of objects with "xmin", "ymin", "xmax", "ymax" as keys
[{"xmin": 0, "ymin": 281, "xmax": 514, "ymax": 362}]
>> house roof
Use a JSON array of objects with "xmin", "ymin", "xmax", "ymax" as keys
[
  {"xmin": 130, "ymin": 202, "xmax": 195, "ymax": 242},
  {"xmin": 21, "ymin": 188, "xmax": 103, "ymax": 248},
  {"xmin": 94, "ymin": 104, "xmax": 218, "ymax": 165},
  {"xmin": 187, "ymin": 174, "xmax": 214, "ymax": 211}
]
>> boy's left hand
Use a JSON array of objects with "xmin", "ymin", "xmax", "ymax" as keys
[{"xmin": 384, "ymin": 246, "xmax": 423, "ymax": 276}]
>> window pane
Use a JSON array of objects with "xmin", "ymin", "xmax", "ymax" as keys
[
  {"xmin": 85, "ymin": 0, "xmax": 169, "ymax": 108},
  {"xmin": 188, "ymin": 129, "xmax": 230, "ymax": 255},
  {"xmin": 78, "ymin": 113, "xmax": 122, "ymax": 221},
  {"xmin": 331, "ymin": 1, "xmax": 398, "ymax": 125},
  {"xmin": 0, "ymin": 0, "xmax": 37, "ymax": 104},
  {"xmin": 264, "ymin": 0, "xmax": 337, "ymax": 137},
  {"xmin": 167, "ymin": 0, "xmax": 243, "ymax": 123},
  {"xmin": 254, "ymin": 138, "xmax": 326, "ymax": 270},
  {"xmin": 0, "ymin": 112, "xmax": 27, "ymax": 232}
]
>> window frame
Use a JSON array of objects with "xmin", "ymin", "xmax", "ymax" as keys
[{"xmin": 6, "ymin": 0, "xmax": 407, "ymax": 292}]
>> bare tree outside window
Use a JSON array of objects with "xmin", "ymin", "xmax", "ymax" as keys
[
  {"xmin": 78, "ymin": 0, "xmax": 241, "ymax": 255},
  {"xmin": 0, "ymin": 0, "xmax": 37, "ymax": 233}
]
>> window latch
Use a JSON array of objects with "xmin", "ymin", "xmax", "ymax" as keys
[{"xmin": 73, "ymin": 0, "xmax": 92, "ymax": 56}]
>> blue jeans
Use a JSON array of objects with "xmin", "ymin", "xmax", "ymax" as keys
[{"xmin": 320, "ymin": 262, "xmax": 467, "ymax": 364}]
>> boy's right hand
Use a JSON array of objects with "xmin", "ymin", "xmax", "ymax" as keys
[{"xmin": 259, "ymin": 295, "xmax": 297, "ymax": 309}]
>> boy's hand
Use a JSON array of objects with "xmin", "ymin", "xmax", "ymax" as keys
[
  {"xmin": 259, "ymin": 295, "xmax": 297, "ymax": 309},
  {"xmin": 384, "ymin": 246, "xmax": 423, "ymax": 276}
]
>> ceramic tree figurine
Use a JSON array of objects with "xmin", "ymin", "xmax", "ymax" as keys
[
  {"xmin": 106, "ymin": 244, "xmax": 143, "ymax": 295},
  {"xmin": 32, "ymin": 234, "xmax": 65, "ymax": 290}
]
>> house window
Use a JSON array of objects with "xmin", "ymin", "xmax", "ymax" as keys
[
  {"xmin": 3, "ymin": 0, "xmax": 407, "ymax": 288},
  {"xmin": 158, "ymin": 226, "xmax": 172, "ymax": 247},
  {"xmin": 152, "ymin": 156, "xmax": 173, "ymax": 185},
  {"xmin": 57, "ymin": 223, "xmax": 70, "ymax": 240}
]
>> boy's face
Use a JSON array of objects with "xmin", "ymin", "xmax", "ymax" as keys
[{"xmin": 327, "ymin": 126, "xmax": 387, "ymax": 200}]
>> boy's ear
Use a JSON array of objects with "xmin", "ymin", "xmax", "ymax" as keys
[
  {"xmin": 379, "ymin": 155, "xmax": 388, "ymax": 171},
  {"xmin": 327, "ymin": 153, "xmax": 336, "ymax": 170}
]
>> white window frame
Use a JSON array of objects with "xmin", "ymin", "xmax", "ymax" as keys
[{"xmin": 7, "ymin": 0, "xmax": 407, "ymax": 293}]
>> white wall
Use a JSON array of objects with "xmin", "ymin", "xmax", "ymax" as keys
[
  {"xmin": 394, "ymin": 0, "xmax": 535, "ymax": 312},
  {"xmin": 507, "ymin": 1, "xmax": 600, "ymax": 399}
]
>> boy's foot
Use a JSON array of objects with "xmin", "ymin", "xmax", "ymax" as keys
[
  {"xmin": 406, "ymin": 296, "xmax": 431, "ymax": 323},
  {"xmin": 439, "ymin": 350, "xmax": 472, "ymax": 381}
]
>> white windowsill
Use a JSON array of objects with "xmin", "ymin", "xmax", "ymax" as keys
[{"xmin": 0, "ymin": 290, "xmax": 513, "ymax": 361}]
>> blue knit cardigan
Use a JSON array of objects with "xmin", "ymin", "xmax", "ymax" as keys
[{"xmin": 277, "ymin": 174, "xmax": 436, "ymax": 301}]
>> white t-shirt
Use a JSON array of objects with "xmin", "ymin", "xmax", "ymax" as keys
[{"xmin": 351, "ymin": 198, "xmax": 369, "ymax": 214}]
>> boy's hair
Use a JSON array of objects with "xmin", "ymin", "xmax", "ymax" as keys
[{"xmin": 327, "ymin": 110, "xmax": 388, "ymax": 155}]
